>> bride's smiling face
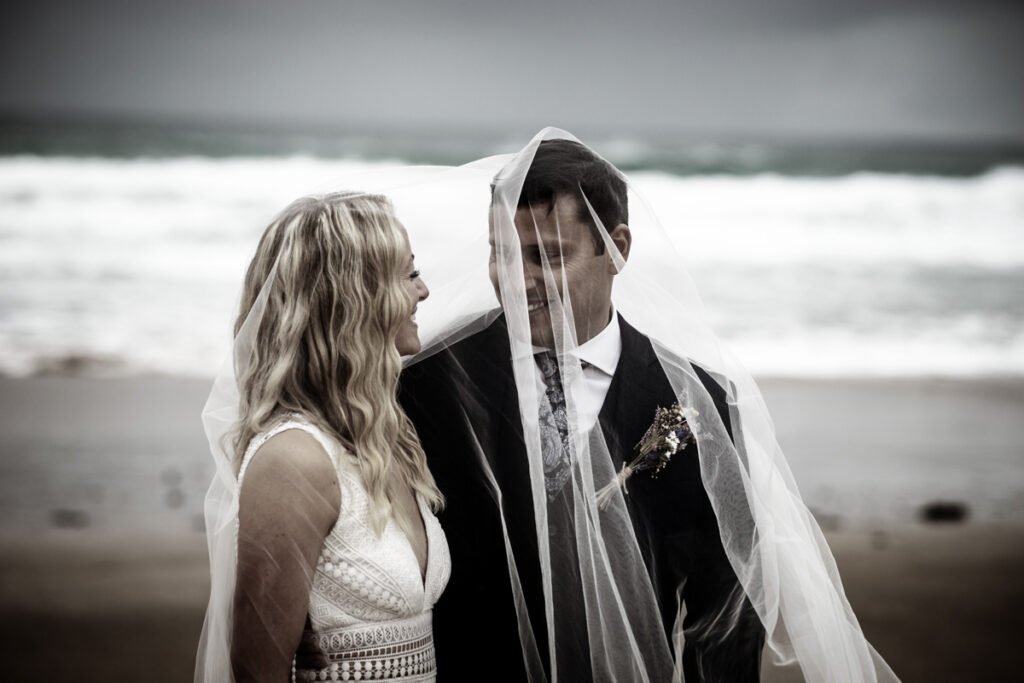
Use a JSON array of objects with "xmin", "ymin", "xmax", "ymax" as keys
[{"xmin": 395, "ymin": 228, "xmax": 429, "ymax": 356}]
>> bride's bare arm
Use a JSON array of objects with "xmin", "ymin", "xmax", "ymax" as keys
[{"xmin": 231, "ymin": 430, "xmax": 341, "ymax": 681}]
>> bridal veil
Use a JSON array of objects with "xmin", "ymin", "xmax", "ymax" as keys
[{"xmin": 196, "ymin": 128, "xmax": 898, "ymax": 682}]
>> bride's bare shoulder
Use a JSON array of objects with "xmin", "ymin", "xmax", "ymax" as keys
[{"xmin": 240, "ymin": 427, "xmax": 341, "ymax": 521}]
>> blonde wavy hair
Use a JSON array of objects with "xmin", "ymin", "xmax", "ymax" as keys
[{"xmin": 233, "ymin": 192, "xmax": 442, "ymax": 530}]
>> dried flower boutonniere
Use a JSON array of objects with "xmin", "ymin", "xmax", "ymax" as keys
[{"xmin": 595, "ymin": 402, "xmax": 698, "ymax": 510}]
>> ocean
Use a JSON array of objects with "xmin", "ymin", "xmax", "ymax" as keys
[{"xmin": 1, "ymin": 120, "xmax": 1021, "ymax": 379}]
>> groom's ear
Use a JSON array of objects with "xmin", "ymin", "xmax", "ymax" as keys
[{"xmin": 607, "ymin": 224, "xmax": 631, "ymax": 272}]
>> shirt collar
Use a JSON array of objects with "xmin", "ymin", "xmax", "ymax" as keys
[
  {"xmin": 513, "ymin": 306, "xmax": 622, "ymax": 377},
  {"xmin": 571, "ymin": 308, "xmax": 621, "ymax": 376}
]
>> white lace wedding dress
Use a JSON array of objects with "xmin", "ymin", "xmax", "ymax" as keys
[{"xmin": 238, "ymin": 416, "xmax": 451, "ymax": 682}]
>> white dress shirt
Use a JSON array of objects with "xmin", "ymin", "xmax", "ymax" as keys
[
  {"xmin": 518, "ymin": 310, "xmax": 623, "ymax": 436},
  {"xmin": 567, "ymin": 312, "xmax": 621, "ymax": 434}
]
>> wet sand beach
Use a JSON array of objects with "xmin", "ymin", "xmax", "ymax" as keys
[
  {"xmin": 1, "ymin": 375, "xmax": 1022, "ymax": 681},
  {"xmin": 1, "ymin": 526, "xmax": 1021, "ymax": 681}
]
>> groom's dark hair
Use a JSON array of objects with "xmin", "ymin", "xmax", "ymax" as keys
[{"xmin": 512, "ymin": 139, "xmax": 629, "ymax": 255}]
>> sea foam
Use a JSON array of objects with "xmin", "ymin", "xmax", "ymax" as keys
[{"xmin": 1, "ymin": 156, "xmax": 1021, "ymax": 378}]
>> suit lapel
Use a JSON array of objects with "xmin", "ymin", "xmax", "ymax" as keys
[
  {"xmin": 446, "ymin": 315, "xmax": 515, "ymax": 471},
  {"xmin": 452, "ymin": 314, "xmax": 537, "ymax": 535},
  {"xmin": 599, "ymin": 315, "xmax": 673, "ymax": 469}
]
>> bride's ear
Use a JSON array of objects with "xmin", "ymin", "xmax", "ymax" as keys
[{"xmin": 608, "ymin": 224, "xmax": 631, "ymax": 272}]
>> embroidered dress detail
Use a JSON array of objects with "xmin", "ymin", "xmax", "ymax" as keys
[
  {"xmin": 238, "ymin": 415, "xmax": 450, "ymax": 682},
  {"xmin": 296, "ymin": 612, "xmax": 436, "ymax": 681}
]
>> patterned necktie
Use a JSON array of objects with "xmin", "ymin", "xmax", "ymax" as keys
[{"xmin": 535, "ymin": 351, "xmax": 573, "ymax": 499}]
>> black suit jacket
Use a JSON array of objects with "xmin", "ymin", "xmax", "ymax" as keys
[{"xmin": 400, "ymin": 314, "xmax": 764, "ymax": 682}]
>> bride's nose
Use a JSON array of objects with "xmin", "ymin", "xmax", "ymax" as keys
[{"xmin": 415, "ymin": 277, "xmax": 430, "ymax": 302}]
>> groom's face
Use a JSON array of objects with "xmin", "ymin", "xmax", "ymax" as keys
[{"xmin": 489, "ymin": 193, "xmax": 622, "ymax": 349}]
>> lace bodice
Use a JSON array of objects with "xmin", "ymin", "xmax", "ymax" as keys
[{"xmin": 238, "ymin": 416, "xmax": 451, "ymax": 682}]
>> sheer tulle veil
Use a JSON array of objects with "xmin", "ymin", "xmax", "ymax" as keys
[{"xmin": 195, "ymin": 128, "xmax": 899, "ymax": 682}]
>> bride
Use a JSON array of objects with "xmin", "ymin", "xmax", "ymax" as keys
[{"xmin": 195, "ymin": 192, "xmax": 449, "ymax": 682}]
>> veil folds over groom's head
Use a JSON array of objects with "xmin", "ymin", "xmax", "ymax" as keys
[
  {"xmin": 498, "ymin": 137, "xmax": 629, "ymax": 255},
  {"xmin": 487, "ymin": 139, "xmax": 633, "ymax": 350},
  {"xmin": 398, "ymin": 128, "xmax": 899, "ymax": 682}
]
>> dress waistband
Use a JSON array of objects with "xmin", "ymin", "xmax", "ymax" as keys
[{"xmin": 294, "ymin": 611, "xmax": 436, "ymax": 682}]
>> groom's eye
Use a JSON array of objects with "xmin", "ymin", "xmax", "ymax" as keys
[{"xmin": 534, "ymin": 247, "xmax": 561, "ymax": 265}]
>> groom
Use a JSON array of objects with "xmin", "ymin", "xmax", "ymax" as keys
[{"xmin": 400, "ymin": 139, "xmax": 764, "ymax": 681}]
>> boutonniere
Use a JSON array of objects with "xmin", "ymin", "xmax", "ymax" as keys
[{"xmin": 595, "ymin": 402, "xmax": 698, "ymax": 510}]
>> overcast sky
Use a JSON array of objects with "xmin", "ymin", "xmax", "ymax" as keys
[{"xmin": 2, "ymin": 0, "xmax": 1022, "ymax": 141}]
